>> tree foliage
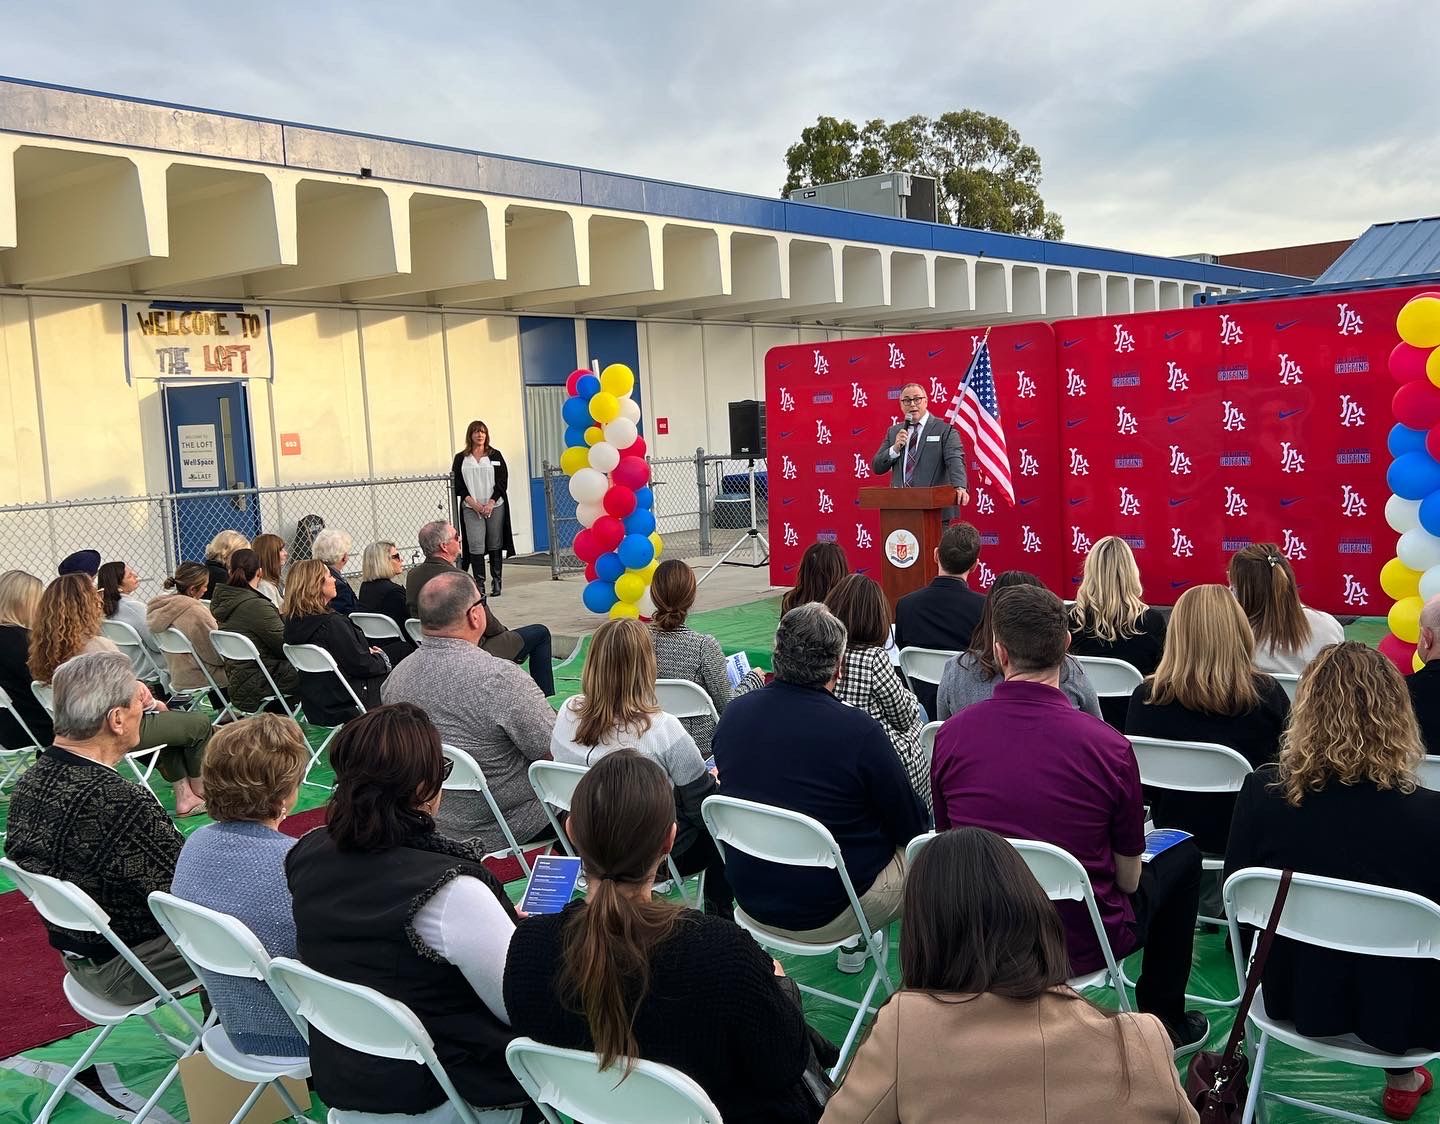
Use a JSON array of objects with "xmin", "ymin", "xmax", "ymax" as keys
[{"xmin": 782, "ymin": 110, "xmax": 1065, "ymax": 240}]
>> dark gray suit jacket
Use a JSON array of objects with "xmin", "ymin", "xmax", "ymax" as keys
[{"xmin": 870, "ymin": 416, "xmax": 968, "ymax": 520}]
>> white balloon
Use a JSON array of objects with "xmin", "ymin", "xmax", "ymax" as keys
[
  {"xmin": 603, "ymin": 417, "xmax": 638, "ymax": 450},
  {"xmin": 1398, "ymin": 528, "xmax": 1440, "ymax": 572},
  {"xmin": 619, "ymin": 397, "xmax": 642, "ymax": 424},
  {"xmin": 576, "ymin": 501, "xmax": 604, "ymax": 527},
  {"xmin": 568, "ymin": 467, "xmax": 608, "ymax": 505},
  {"xmin": 588, "ymin": 441, "xmax": 621, "ymax": 473},
  {"xmin": 1387, "ymin": 494, "xmax": 1423, "ymax": 535},
  {"xmin": 1422, "ymin": 564, "xmax": 1440, "ymax": 602}
]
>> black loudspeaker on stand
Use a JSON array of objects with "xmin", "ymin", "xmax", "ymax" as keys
[{"xmin": 700, "ymin": 400, "xmax": 769, "ymax": 585}]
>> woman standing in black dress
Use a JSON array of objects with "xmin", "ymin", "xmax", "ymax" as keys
[{"xmin": 451, "ymin": 420, "xmax": 515, "ymax": 598}]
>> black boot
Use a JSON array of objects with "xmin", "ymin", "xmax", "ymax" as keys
[
  {"xmin": 489, "ymin": 551, "xmax": 503, "ymax": 597},
  {"xmin": 469, "ymin": 553, "xmax": 486, "ymax": 589}
]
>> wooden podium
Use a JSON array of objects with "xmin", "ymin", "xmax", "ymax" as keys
[{"xmin": 858, "ymin": 485, "xmax": 951, "ymax": 610}]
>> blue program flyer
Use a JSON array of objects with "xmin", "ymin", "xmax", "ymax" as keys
[
  {"xmin": 519, "ymin": 855, "xmax": 584, "ymax": 914},
  {"xmin": 1141, "ymin": 828, "xmax": 1193, "ymax": 863}
]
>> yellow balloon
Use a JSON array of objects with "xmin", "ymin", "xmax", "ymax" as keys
[
  {"xmin": 608, "ymin": 600, "xmax": 640, "ymax": 619},
  {"xmin": 1426, "ymin": 348, "xmax": 1440, "ymax": 389},
  {"xmin": 1398, "ymin": 297, "xmax": 1440, "ymax": 349},
  {"xmin": 1417, "ymin": 650, "xmax": 1427, "ymax": 674},
  {"xmin": 560, "ymin": 446, "xmax": 590, "ymax": 476},
  {"xmin": 614, "ymin": 572, "xmax": 646, "ymax": 603},
  {"xmin": 1389, "ymin": 595, "xmax": 1424, "ymax": 644},
  {"xmin": 648, "ymin": 532, "xmax": 664, "ymax": 559},
  {"xmin": 584, "ymin": 425, "xmax": 604, "ymax": 447},
  {"xmin": 589, "ymin": 392, "xmax": 621, "ymax": 424},
  {"xmin": 600, "ymin": 363, "xmax": 635, "ymax": 398},
  {"xmin": 638, "ymin": 559, "xmax": 659, "ymax": 583},
  {"xmin": 1381, "ymin": 557, "xmax": 1423, "ymax": 601}
]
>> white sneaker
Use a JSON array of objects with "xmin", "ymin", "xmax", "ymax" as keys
[{"xmin": 836, "ymin": 944, "xmax": 866, "ymax": 974}]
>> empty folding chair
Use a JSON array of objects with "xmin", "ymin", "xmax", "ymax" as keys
[
  {"xmin": 655, "ymin": 678, "xmax": 720, "ymax": 725},
  {"xmin": 282, "ymin": 642, "xmax": 368, "ymax": 788},
  {"xmin": 152, "ymin": 626, "xmax": 236, "ymax": 721},
  {"xmin": 443, "ymin": 743, "xmax": 547, "ymax": 878},
  {"xmin": 701, "ymin": 794, "xmax": 895, "ymax": 1078},
  {"xmin": 30, "ymin": 679, "xmax": 54, "ymax": 717},
  {"xmin": 147, "ymin": 892, "xmax": 314, "ymax": 1123},
  {"xmin": 101, "ymin": 618, "xmax": 168, "ymax": 688},
  {"xmin": 905, "ymin": 829, "xmax": 938, "ymax": 867},
  {"xmin": 404, "ymin": 617, "xmax": 423, "ymax": 645},
  {"xmin": 351, "ymin": 612, "xmax": 405, "ymax": 647},
  {"xmin": 506, "ymin": 1038, "xmax": 722, "ymax": 1124},
  {"xmin": 898, "ymin": 646, "xmax": 958, "ymax": 696},
  {"xmin": 209, "ymin": 629, "xmax": 298, "ymax": 719},
  {"xmin": 1, "ymin": 858, "xmax": 208, "ymax": 1124},
  {"xmin": 1073, "ymin": 655, "xmax": 1144, "ymax": 701},
  {"xmin": 1273, "ymin": 673, "xmax": 1300, "ymax": 702}
]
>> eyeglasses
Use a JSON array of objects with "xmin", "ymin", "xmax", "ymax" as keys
[
  {"xmin": 899, "ymin": 395, "xmax": 926, "ymax": 405},
  {"xmin": 469, "ymin": 597, "xmax": 485, "ymax": 611},
  {"xmin": 441, "ymin": 757, "xmax": 454, "ymax": 780},
  {"xmin": 388, "ymin": 553, "xmax": 402, "ymax": 562}
]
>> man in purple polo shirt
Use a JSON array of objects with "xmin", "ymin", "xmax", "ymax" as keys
[{"xmin": 931, "ymin": 583, "xmax": 1208, "ymax": 1056}]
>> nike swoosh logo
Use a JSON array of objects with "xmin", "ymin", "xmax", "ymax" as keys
[
  {"xmin": 1171, "ymin": 579, "xmax": 1194, "ymax": 589},
  {"xmin": 1061, "ymin": 338, "xmax": 1083, "ymax": 348},
  {"xmin": 1275, "ymin": 319, "xmax": 1301, "ymax": 331},
  {"xmin": 1280, "ymin": 497, "xmax": 1303, "ymax": 507},
  {"xmin": 848, "ymin": 356, "xmax": 862, "ymax": 364},
  {"xmin": 928, "ymin": 348, "xmax": 944, "ymax": 359},
  {"xmin": 1168, "ymin": 498, "xmax": 1190, "ymax": 507},
  {"xmin": 781, "ymin": 497, "xmax": 797, "ymax": 505},
  {"xmin": 1016, "ymin": 419, "xmax": 1037, "ymax": 429},
  {"xmin": 777, "ymin": 361, "xmax": 792, "ymax": 370},
  {"xmin": 1166, "ymin": 414, "xmax": 1188, "ymax": 424},
  {"xmin": 1013, "ymin": 341, "xmax": 1032, "ymax": 351},
  {"xmin": 1065, "ymin": 418, "xmax": 1086, "ymax": 428},
  {"xmin": 1163, "ymin": 329, "xmax": 1184, "ymax": 340},
  {"xmin": 779, "ymin": 431, "xmax": 794, "ymax": 438},
  {"xmin": 850, "ymin": 427, "xmax": 867, "ymax": 435},
  {"xmin": 1068, "ymin": 497, "xmax": 1088, "ymax": 506},
  {"xmin": 1018, "ymin": 497, "xmax": 1038, "ymax": 505},
  {"xmin": 1278, "ymin": 408, "xmax": 1304, "ymax": 419}
]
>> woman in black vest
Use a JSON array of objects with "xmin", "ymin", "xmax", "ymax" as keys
[
  {"xmin": 286, "ymin": 703, "xmax": 537, "ymax": 1121},
  {"xmin": 452, "ymin": 419, "xmax": 515, "ymax": 598}
]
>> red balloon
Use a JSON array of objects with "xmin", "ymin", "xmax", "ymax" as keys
[
  {"xmin": 565, "ymin": 368, "xmax": 590, "ymax": 396},
  {"xmin": 584, "ymin": 560, "xmax": 599, "ymax": 582},
  {"xmin": 1427, "ymin": 427, "xmax": 1440, "ymax": 464},
  {"xmin": 622, "ymin": 435, "xmax": 648, "ymax": 460},
  {"xmin": 573, "ymin": 528, "xmax": 601, "ymax": 563},
  {"xmin": 1391, "ymin": 342, "xmax": 1431, "ymax": 384},
  {"xmin": 612, "ymin": 456, "xmax": 651, "ymax": 490},
  {"xmin": 1393, "ymin": 380, "xmax": 1440, "ymax": 430},
  {"xmin": 592, "ymin": 515, "xmax": 625, "ymax": 552},
  {"xmin": 603, "ymin": 485, "xmax": 637, "ymax": 518},
  {"xmin": 1379, "ymin": 632, "xmax": 1417, "ymax": 676}
]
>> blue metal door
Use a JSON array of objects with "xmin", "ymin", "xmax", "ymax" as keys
[{"xmin": 162, "ymin": 382, "xmax": 261, "ymax": 565}]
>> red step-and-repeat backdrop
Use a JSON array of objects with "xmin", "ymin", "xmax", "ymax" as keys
[{"xmin": 765, "ymin": 283, "xmax": 1435, "ymax": 615}]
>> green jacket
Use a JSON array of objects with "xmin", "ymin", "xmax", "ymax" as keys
[{"xmin": 209, "ymin": 582, "xmax": 300, "ymax": 713}]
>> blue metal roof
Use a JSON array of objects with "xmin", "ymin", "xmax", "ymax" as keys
[
  {"xmin": 1316, "ymin": 217, "xmax": 1440, "ymax": 284},
  {"xmin": 0, "ymin": 75, "xmax": 1304, "ymax": 291}
]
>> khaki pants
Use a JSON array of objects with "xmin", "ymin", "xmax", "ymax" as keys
[
  {"xmin": 767, "ymin": 848, "xmax": 907, "ymax": 944},
  {"xmin": 63, "ymin": 932, "xmax": 197, "ymax": 1007}
]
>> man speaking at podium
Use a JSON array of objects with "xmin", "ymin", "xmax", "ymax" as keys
[{"xmin": 871, "ymin": 382, "xmax": 969, "ymax": 522}]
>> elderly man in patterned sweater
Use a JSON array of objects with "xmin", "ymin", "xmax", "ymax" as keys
[{"xmin": 5, "ymin": 651, "xmax": 194, "ymax": 1005}]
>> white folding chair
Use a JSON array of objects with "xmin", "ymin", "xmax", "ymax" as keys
[
  {"xmin": 1224, "ymin": 867, "xmax": 1440, "ymax": 1124},
  {"xmin": 1, "ymin": 858, "xmax": 208, "ymax": 1124},
  {"xmin": 267, "ymin": 957, "xmax": 481, "ymax": 1124},
  {"xmin": 147, "ymin": 892, "xmax": 314, "ymax": 1123},
  {"xmin": 898, "ymin": 646, "xmax": 958, "ymax": 693},
  {"xmin": 283, "ymin": 642, "xmax": 368, "ymax": 787},
  {"xmin": 101, "ymin": 618, "xmax": 168, "ymax": 688},
  {"xmin": 655, "ymin": 678, "xmax": 720, "ymax": 724},
  {"xmin": 26, "ymin": 677, "xmax": 165, "ymax": 803},
  {"xmin": 30, "ymin": 679, "xmax": 54, "ymax": 717},
  {"xmin": 0, "ymin": 683, "xmax": 42, "ymax": 791},
  {"xmin": 351, "ymin": 612, "xmax": 404, "ymax": 645},
  {"xmin": 1417, "ymin": 755, "xmax": 1440, "ymax": 792},
  {"xmin": 1273, "ymin": 673, "xmax": 1300, "ymax": 702},
  {"xmin": 1007, "ymin": 838, "xmax": 1133, "ymax": 1011},
  {"xmin": 404, "ymin": 617, "xmax": 423, "ymax": 645},
  {"xmin": 905, "ymin": 829, "xmax": 937, "ymax": 867},
  {"xmin": 506, "ymin": 1038, "xmax": 722, "ymax": 1124},
  {"xmin": 443, "ymin": 743, "xmax": 546, "ymax": 878},
  {"xmin": 701, "ymin": 794, "xmax": 895, "ymax": 1078},
  {"xmin": 918, "ymin": 720, "xmax": 942, "ymax": 779},
  {"xmin": 153, "ymin": 626, "xmax": 237, "ymax": 721},
  {"xmin": 1073, "ymin": 655, "xmax": 1144, "ymax": 699},
  {"xmin": 210, "ymin": 629, "xmax": 298, "ymax": 719}
]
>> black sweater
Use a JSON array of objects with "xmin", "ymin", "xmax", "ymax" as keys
[
  {"xmin": 1070, "ymin": 608, "xmax": 1167, "ymax": 727},
  {"xmin": 503, "ymin": 905, "xmax": 819, "ymax": 1124},
  {"xmin": 282, "ymin": 612, "xmax": 389, "ymax": 725},
  {"xmin": 0, "ymin": 624, "xmax": 52, "ymax": 749}
]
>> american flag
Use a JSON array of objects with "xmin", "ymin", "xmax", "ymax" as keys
[{"xmin": 944, "ymin": 340, "xmax": 1014, "ymax": 505}]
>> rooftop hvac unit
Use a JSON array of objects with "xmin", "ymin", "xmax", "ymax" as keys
[{"xmin": 789, "ymin": 172, "xmax": 938, "ymax": 223}]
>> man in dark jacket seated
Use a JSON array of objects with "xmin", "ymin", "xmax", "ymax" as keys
[{"xmin": 894, "ymin": 521, "xmax": 986, "ymax": 717}]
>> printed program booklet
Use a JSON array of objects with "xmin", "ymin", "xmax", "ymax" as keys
[
  {"xmin": 1141, "ymin": 828, "xmax": 1193, "ymax": 864},
  {"xmin": 519, "ymin": 854, "xmax": 584, "ymax": 914},
  {"xmin": 725, "ymin": 651, "xmax": 752, "ymax": 689}
]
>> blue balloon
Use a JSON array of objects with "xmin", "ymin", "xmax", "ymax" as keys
[
  {"xmin": 562, "ymin": 396, "xmax": 592, "ymax": 428},
  {"xmin": 633, "ymin": 486, "xmax": 655, "ymax": 511},
  {"xmin": 581, "ymin": 579, "xmax": 618, "ymax": 614},
  {"xmin": 1422, "ymin": 492, "xmax": 1440, "ymax": 539},
  {"xmin": 617, "ymin": 534, "xmax": 656, "ymax": 570},
  {"xmin": 564, "ymin": 425, "xmax": 587, "ymax": 448},
  {"xmin": 576, "ymin": 374, "xmax": 601, "ymax": 398},
  {"xmin": 624, "ymin": 509, "xmax": 657, "ymax": 537},
  {"xmin": 1389, "ymin": 423, "xmax": 1429, "ymax": 459},
  {"xmin": 1388, "ymin": 451, "xmax": 1440, "ymax": 501},
  {"xmin": 595, "ymin": 551, "xmax": 625, "ymax": 582}
]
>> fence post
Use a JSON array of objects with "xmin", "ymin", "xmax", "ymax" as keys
[
  {"xmin": 695, "ymin": 447, "xmax": 710, "ymax": 556},
  {"xmin": 543, "ymin": 463, "xmax": 561, "ymax": 581}
]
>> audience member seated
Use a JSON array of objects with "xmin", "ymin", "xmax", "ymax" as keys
[
  {"xmin": 551, "ymin": 618, "xmax": 731, "ymax": 916},
  {"xmin": 147, "ymin": 561, "xmax": 230, "ymax": 692},
  {"xmin": 505, "ymin": 750, "xmax": 827, "ymax": 1124},
  {"xmin": 1225, "ymin": 640, "xmax": 1440, "ymax": 1117},
  {"xmin": 382, "ymin": 570, "xmax": 555, "ymax": 855},
  {"xmin": 1125, "ymin": 584, "xmax": 1289, "ymax": 857},
  {"xmin": 358, "ymin": 539, "xmax": 415, "ymax": 663},
  {"xmin": 407, "ymin": 520, "xmax": 554, "ymax": 696},
  {"xmin": 4, "ymin": 652, "xmax": 193, "ymax": 1004},
  {"xmin": 893, "ymin": 522, "xmax": 985, "ymax": 718},
  {"xmin": 57, "ymin": 548, "xmax": 102, "ymax": 580},
  {"xmin": 97, "ymin": 560, "xmax": 166, "ymax": 684},
  {"xmin": 648, "ymin": 558, "xmax": 763, "ymax": 757},
  {"xmin": 280, "ymin": 559, "xmax": 390, "ymax": 724},
  {"xmin": 251, "ymin": 532, "xmax": 287, "ymax": 608},
  {"xmin": 35, "ymin": 574, "xmax": 211, "ymax": 815},
  {"xmin": 1409, "ymin": 595, "xmax": 1440, "ymax": 753},
  {"xmin": 171, "ymin": 714, "xmax": 310, "ymax": 1059},
  {"xmin": 779, "ymin": 540, "xmax": 849, "ymax": 615},
  {"xmin": 1068, "ymin": 536, "xmax": 1166, "ymax": 727},
  {"xmin": 0, "ymin": 570, "xmax": 53, "ymax": 748},
  {"xmin": 936, "ymin": 570, "xmax": 1101, "ymax": 721},
  {"xmin": 714, "ymin": 604, "xmax": 927, "ymax": 951},
  {"xmin": 1228, "ymin": 542, "xmax": 1344, "ymax": 676},
  {"xmin": 311, "ymin": 528, "xmax": 360, "ymax": 616},
  {"xmin": 210, "ymin": 549, "xmax": 301, "ymax": 715},
  {"xmin": 822, "ymin": 827, "xmax": 1199, "ymax": 1124},
  {"xmin": 286, "ymin": 704, "xmax": 532, "ymax": 1121},
  {"xmin": 931, "ymin": 584, "xmax": 1208, "ymax": 1056},
  {"xmin": 824, "ymin": 574, "xmax": 928, "ymax": 806},
  {"xmin": 203, "ymin": 530, "xmax": 250, "ymax": 600}
]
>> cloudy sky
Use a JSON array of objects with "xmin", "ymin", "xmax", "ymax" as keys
[{"xmin": 0, "ymin": 0, "xmax": 1432, "ymax": 257}]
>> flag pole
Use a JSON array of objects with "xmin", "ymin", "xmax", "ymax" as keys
[{"xmin": 960, "ymin": 325, "xmax": 994, "ymax": 390}]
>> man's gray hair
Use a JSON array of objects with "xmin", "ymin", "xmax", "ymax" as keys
[
  {"xmin": 52, "ymin": 652, "xmax": 136, "ymax": 740},
  {"xmin": 418, "ymin": 570, "xmax": 480, "ymax": 631},
  {"xmin": 311, "ymin": 528, "xmax": 352, "ymax": 565},
  {"xmin": 418, "ymin": 520, "xmax": 454, "ymax": 558},
  {"xmin": 773, "ymin": 602, "xmax": 847, "ymax": 687}
]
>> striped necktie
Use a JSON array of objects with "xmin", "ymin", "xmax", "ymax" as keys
[{"xmin": 903, "ymin": 421, "xmax": 921, "ymax": 484}]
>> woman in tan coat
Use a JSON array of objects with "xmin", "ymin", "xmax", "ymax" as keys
[
  {"xmin": 821, "ymin": 827, "xmax": 1197, "ymax": 1124},
  {"xmin": 147, "ymin": 561, "xmax": 228, "ymax": 692}
]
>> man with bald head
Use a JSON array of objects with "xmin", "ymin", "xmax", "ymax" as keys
[
  {"xmin": 870, "ymin": 381, "xmax": 968, "ymax": 521},
  {"xmin": 1408, "ymin": 595, "xmax": 1440, "ymax": 752},
  {"xmin": 381, "ymin": 570, "xmax": 555, "ymax": 853}
]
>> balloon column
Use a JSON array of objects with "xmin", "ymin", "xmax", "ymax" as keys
[
  {"xmin": 560, "ymin": 365, "xmax": 663, "ymax": 618},
  {"xmin": 1381, "ymin": 293, "xmax": 1440, "ymax": 672}
]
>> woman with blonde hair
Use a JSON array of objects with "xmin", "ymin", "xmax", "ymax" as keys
[
  {"xmin": 203, "ymin": 529, "xmax": 250, "ymax": 600},
  {"xmin": 1068, "ymin": 536, "xmax": 1166, "ymax": 726},
  {"xmin": 146, "ymin": 561, "xmax": 228, "ymax": 693},
  {"xmin": 281, "ymin": 559, "xmax": 389, "ymax": 725},
  {"xmin": 1228, "ymin": 542, "xmax": 1344, "ymax": 676},
  {"xmin": 1125, "ymin": 585, "xmax": 1289, "ymax": 855},
  {"xmin": 551, "ymin": 618, "xmax": 731, "ymax": 916},
  {"xmin": 1226, "ymin": 641, "xmax": 1440, "ymax": 1118},
  {"xmin": 357, "ymin": 540, "xmax": 413, "ymax": 663},
  {"xmin": 0, "ymin": 569, "xmax": 52, "ymax": 748},
  {"xmin": 250, "ymin": 532, "xmax": 287, "ymax": 607}
]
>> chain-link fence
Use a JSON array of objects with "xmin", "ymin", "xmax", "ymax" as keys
[
  {"xmin": 0, "ymin": 474, "xmax": 454, "ymax": 600},
  {"xmin": 544, "ymin": 450, "xmax": 768, "ymax": 578}
]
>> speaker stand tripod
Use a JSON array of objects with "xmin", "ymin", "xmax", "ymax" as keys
[{"xmin": 698, "ymin": 458, "xmax": 769, "ymax": 585}]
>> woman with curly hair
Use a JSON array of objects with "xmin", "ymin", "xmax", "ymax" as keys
[{"xmin": 1225, "ymin": 641, "xmax": 1440, "ymax": 1118}]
